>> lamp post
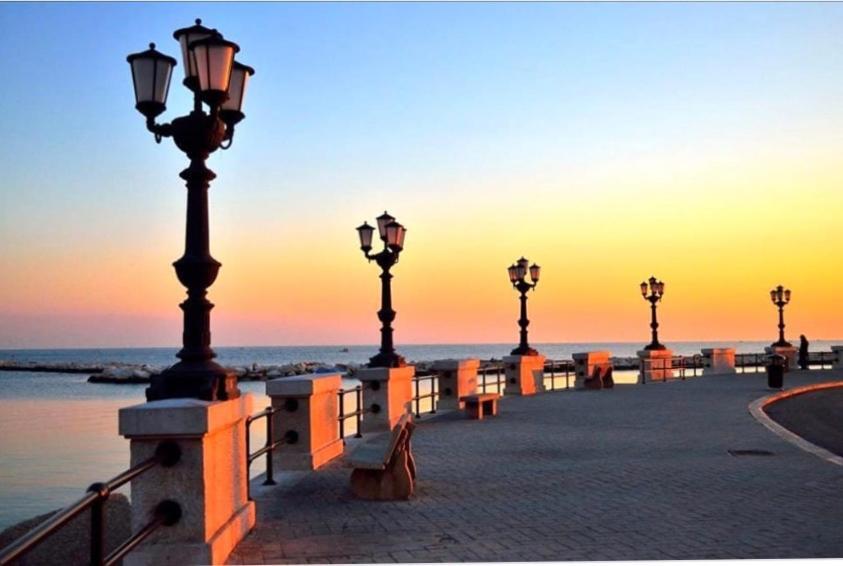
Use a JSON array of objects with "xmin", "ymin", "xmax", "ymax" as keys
[
  {"xmin": 127, "ymin": 19, "xmax": 255, "ymax": 401},
  {"xmin": 770, "ymin": 285, "xmax": 792, "ymax": 347},
  {"xmin": 640, "ymin": 276, "xmax": 666, "ymax": 351},
  {"xmin": 356, "ymin": 212, "xmax": 408, "ymax": 368},
  {"xmin": 507, "ymin": 257, "xmax": 541, "ymax": 356}
]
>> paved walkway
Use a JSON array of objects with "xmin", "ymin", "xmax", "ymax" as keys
[{"xmin": 230, "ymin": 370, "xmax": 843, "ymax": 563}]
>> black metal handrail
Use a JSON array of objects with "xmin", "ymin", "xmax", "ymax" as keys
[
  {"xmin": 0, "ymin": 441, "xmax": 182, "ymax": 566},
  {"xmin": 809, "ymin": 351, "xmax": 836, "ymax": 370},
  {"xmin": 639, "ymin": 355, "xmax": 703, "ymax": 384},
  {"xmin": 246, "ymin": 406, "xmax": 296, "ymax": 498},
  {"xmin": 412, "ymin": 372, "xmax": 438, "ymax": 418},
  {"xmin": 478, "ymin": 363, "xmax": 506, "ymax": 394},
  {"xmin": 338, "ymin": 385, "xmax": 365, "ymax": 440},
  {"xmin": 543, "ymin": 359, "xmax": 574, "ymax": 391},
  {"xmin": 736, "ymin": 353, "xmax": 767, "ymax": 373}
]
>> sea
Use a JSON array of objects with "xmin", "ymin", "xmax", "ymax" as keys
[{"xmin": 0, "ymin": 340, "xmax": 838, "ymax": 531}]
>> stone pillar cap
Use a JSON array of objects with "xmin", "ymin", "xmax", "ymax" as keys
[
  {"xmin": 637, "ymin": 349, "xmax": 674, "ymax": 357},
  {"xmin": 355, "ymin": 366, "xmax": 416, "ymax": 382},
  {"xmin": 119, "ymin": 394, "xmax": 253, "ymax": 438},
  {"xmin": 503, "ymin": 354, "xmax": 546, "ymax": 363},
  {"xmin": 431, "ymin": 358, "xmax": 480, "ymax": 370},
  {"xmin": 266, "ymin": 373, "xmax": 343, "ymax": 396},
  {"xmin": 572, "ymin": 351, "xmax": 611, "ymax": 359}
]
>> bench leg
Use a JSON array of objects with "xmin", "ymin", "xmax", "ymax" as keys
[
  {"xmin": 483, "ymin": 400, "xmax": 498, "ymax": 417},
  {"xmin": 350, "ymin": 450, "xmax": 414, "ymax": 500},
  {"xmin": 466, "ymin": 402, "xmax": 482, "ymax": 420}
]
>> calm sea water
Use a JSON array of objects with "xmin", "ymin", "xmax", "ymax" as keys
[{"xmin": 0, "ymin": 341, "xmax": 838, "ymax": 530}]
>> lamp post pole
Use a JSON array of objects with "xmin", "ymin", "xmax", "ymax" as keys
[
  {"xmin": 357, "ymin": 212, "xmax": 408, "ymax": 368},
  {"xmin": 770, "ymin": 285, "xmax": 792, "ymax": 347},
  {"xmin": 507, "ymin": 257, "xmax": 541, "ymax": 356},
  {"xmin": 640, "ymin": 276, "xmax": 666, "ymax": 351},
  {"xmin": 127, "ymin": 21, "xmax": 255, "ymax": 401}
]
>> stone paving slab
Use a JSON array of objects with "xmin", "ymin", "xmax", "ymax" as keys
[{"xmin": 230, "ymin": 370, "xmax": 843, "ymax": 563}]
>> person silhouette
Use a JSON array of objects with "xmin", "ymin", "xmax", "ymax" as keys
[{"xmin": 798, "ymin": 334, "xmax": 810, "ymax": 370}]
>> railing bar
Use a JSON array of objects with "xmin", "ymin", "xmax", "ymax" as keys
[
  {"xmin": 0, "ymin": 491, "xmax": 100, "ymax": 564},
  {"xmin": 103, "ymin": 515, "xmax": 165, "ymax": 566},
  {"xmin": 104, "ymin": 455, "xmax": 159, "ymax": 493}
]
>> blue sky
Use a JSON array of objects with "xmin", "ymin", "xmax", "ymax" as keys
[{"xmin": 1, "ymin": 3, "xmax": 842, "ymax": 347}]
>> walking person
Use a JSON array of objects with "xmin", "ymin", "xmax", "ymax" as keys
[{"xmin": 798, "ymin": 334, "xmax": 810, "ymax": 370}]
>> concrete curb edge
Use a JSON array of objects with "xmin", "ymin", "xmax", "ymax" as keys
[{"xmin": 748, "ymin": 380, "xmax": 843, "ymax": 468}]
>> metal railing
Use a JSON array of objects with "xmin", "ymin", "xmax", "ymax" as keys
[
  {"xmin": 478, "ymin": 363, "xmax": 506, "ymax": 394},
  {"xmin": 246, "ymin": 406, "xmax": 296, "ymax": 499},
  {"xmin": 809, "ymin": 351, "xmax": 836, "ymax": 370},
  {"xmin": 338, "ymin": 385, "xmax": 365, "ymax": 440},
  {"xmin": 543, "ymin": 359, "xmax": 574, "ymax": 391},
  {"xmin": 412, "ymin": 372, "xmax": 438, "ymax": 418},
  {"xmin": 639, "ymin": 355, "xmax": 703, "ymax": 384},
  {"xmin": 0, "ymin": 441, "xmax": 182, "ymax": 566},
  {"xmin": 735, "ymin": 353, "xmax": 767, "ymax": 374}
]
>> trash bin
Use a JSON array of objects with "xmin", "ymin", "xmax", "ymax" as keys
[{"xmin": 766, "ymin": 354, "xmax": 785, "ymax": 389}]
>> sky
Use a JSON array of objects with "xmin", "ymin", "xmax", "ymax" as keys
[{"xmin": 0, "ymin": 2, "xmax": 841, "ymax": 348}]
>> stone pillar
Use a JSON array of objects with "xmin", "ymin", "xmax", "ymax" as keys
[
  {"xmin": 503, "ymin": 354, "xmax": 546, "ymax": 396},
  {"xmin": 765, "ymin": 346, "xmax": 798, "ymax": 372},
  {"xmin": 832, "ymin": 346, "xmax": 843, "ymax": 370},
  {"xmin": 572, "ymin": 351, "xmax": 611, "ymax": 389},
  {"xmin": 701, "ymin": 348, "xmax": 736, "ymax": 375},
  {"xmin": 431, "ymin": 359, "xmax": 479, "ymax": 410},
  {"xmin": 266, "ymin": 374, "xmax": 344, "ymax": 471},
  {"xmin": 356, "ymin": 366, "xmax": 415, "ymax": 434},
  {"xmin": 118, "ymin": 396, "xmax": 255, "ymax": 566},
  {"xmin": 638, "ymin": 349, "xmax": 674, "ymax": 383}
]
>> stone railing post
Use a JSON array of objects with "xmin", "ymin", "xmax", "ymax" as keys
[
  {"xmin": 572, "ymin": 351, "xmax": 611, "ymax": 388},
  {"xmin": 356, "ymin": 366, "xmax": 415, "ymax": 434},
  {"xmin": 431, "ymin": 359, "xmax": 479, "ymax": 410},
  {"xmin": 266, "ymin": 373, "xmax": 344, "ymax": 471},
  {"xmin": 637, "ymin": 349, "xmax": 674, "ymax": 383},
  {"xmin": 764, "ymin": 345, "xmax": 797, "ymax": 372},
  {"xmin": 503, "ymin": 354, "xmax": 546, "ymax": 396},
  {"xmin": 832, "ymin": 346, "xmax": 843, "ymax": 370},
  {"xmin": 701, "ymin": 348, "xmax": 736, "ymax": 375},
  {"xmin": 119, "ymin": 395, "xmax": 255, "ymax": 565}
]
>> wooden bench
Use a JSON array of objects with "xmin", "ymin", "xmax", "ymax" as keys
[
  {"xmin": 583, "ymin": 364, "xmax": 614, "ymax": 390},
  {"xmin": 348, "ymin": 413, "xmax": 416, "ymax": 500},
  {"xmin": 460, "ymin": 393, "xmax": 500, "ymax": 420}
]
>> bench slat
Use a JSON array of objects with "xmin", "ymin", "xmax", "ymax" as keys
[{"xmin": 348, "ymin": 413, "xmax": 412, "ymax": 470}]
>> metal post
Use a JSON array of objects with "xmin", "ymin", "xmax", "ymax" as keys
[
  {"xmin": 430, "ymin": 377, "xmax": 437, "ymax": 414},
  {"xmin": 415, "ymin": 378, "xmax": 421, "ymax": 418},
  {"xmin": 338, "ymin": 390, "xmax": 345, "ymax": 440},
  {"xmin": 88, "ymin": 485, "xmax": 106, "ymax": 566},
  {"xmin": 497, "ymin": 365, "xmax": 503, "ymax": 394},
  {"xmin": 355, "ymin": 386, "xmax": 363, "ymax": 438},
  {"xmin": 263, "ymin": 407, "xmax": 276, "ymax": 486}
]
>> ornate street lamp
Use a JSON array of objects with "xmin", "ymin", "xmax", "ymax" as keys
[
  {"xmin": 127, "ymin": 20, "xmax": 255, "ymax": 401},
  {"xmin": 508, "ymin": 256, "xmax": 540, "ymax": 356},
  {"xmin": 640, "ymin": 276, "xmax": 666, "ymax": 350},
  {"xmin": 770, "ymin": 285, "xmax": 792, "ymax": 347},
  {"xmin": 356, "ymin": 211, "xmax": 407, "ymax": 368}
]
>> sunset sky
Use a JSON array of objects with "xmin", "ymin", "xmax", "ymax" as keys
[{"xmin": 0, "ymin": 2, "xmax": 841, "ymax": 348}]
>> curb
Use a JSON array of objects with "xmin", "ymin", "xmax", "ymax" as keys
[{"xmin": 748, "ymin": 380, "xmax": 843, "ymax": 468}]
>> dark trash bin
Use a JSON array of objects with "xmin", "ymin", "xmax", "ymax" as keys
[{"xmin": 766, "ymin": 354, "xmax": 785, "ymax": 389}]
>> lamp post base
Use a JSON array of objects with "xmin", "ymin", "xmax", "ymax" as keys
[
  {"xmin": 367, "ymin": 352, "xmax": 407, "ymax": 369},
  {"xmin": 146, "ymin": 360, "xmax": 240, "ymax": 402},
  {"xmin": 643, "ymin": 343, "xmax": 667, "ymax": 351},
  {"xmin": 510, "ymin": 346, "xmax": 538, "ymax": 356},
  {"xmin": 771, "ymin": 340, "xmax": 793, "ymax": 348}
]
